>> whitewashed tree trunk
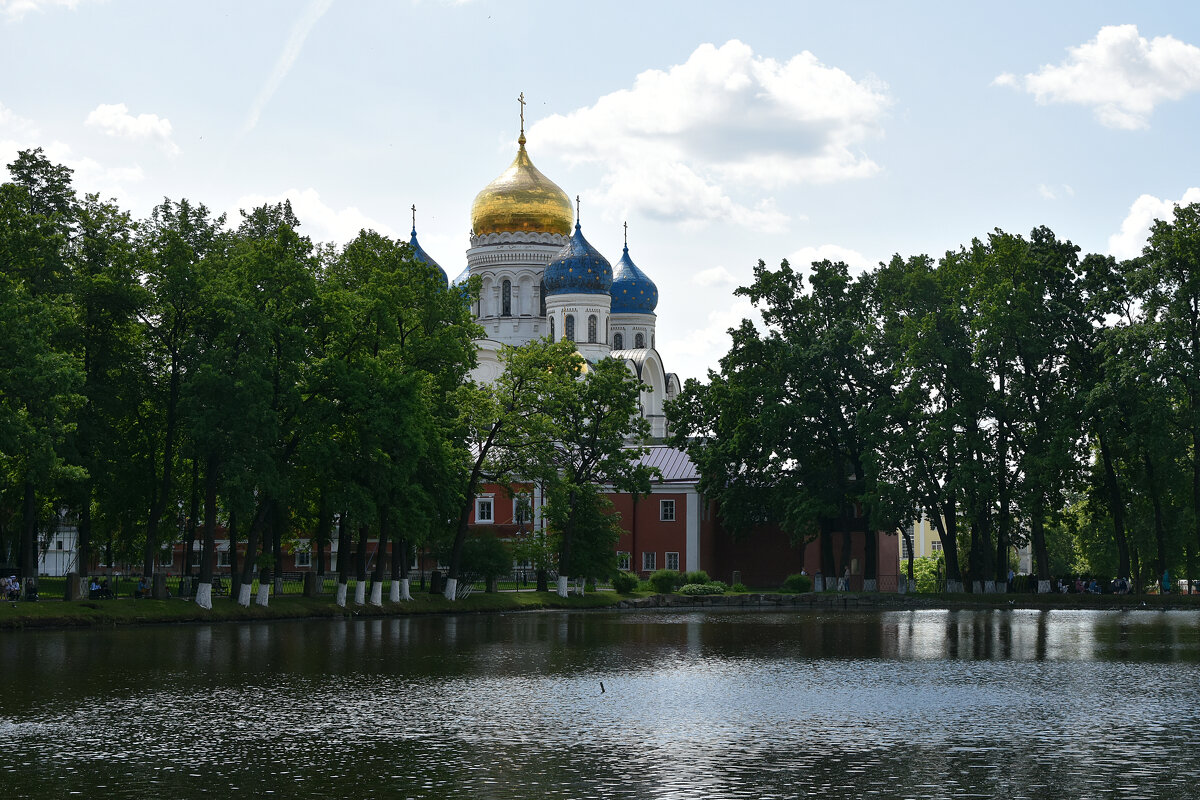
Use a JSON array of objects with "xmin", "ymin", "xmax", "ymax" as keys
[
  {"xmin": 354, "ymin": 582, "xmax": 366, "ymax": 605},
  {"xmin": 369, "ymin": 582, "xmax": 383, "ymax": 607},
  {"xmin": 399, "ymin": 577, "xmax": 412, "ymax": 601},
  {"xmin": 256, "ymin": 584, "xmax": 270, "ymax": 607},
  {"xmin": 556, "ymin": 576, "xmax": 569, "ymax": 598},
  {"xmin": 237, "ymin": 583, "xmax": 252, "ymax": 607},
  {"xmin": 443, "ymin": 577, "xmax": 457, "ymax": 601},
  {"xmin": 389, "ymin": 582, "xmax": 400, "ymax": 603},
  {"xmin": 195, "ymin": 582, "xmax": 212, "ymax": 610},
  {"xmin": 335, "ymin": 582, "xmax": 347, "ymax": 607},
  {"xmin": 577, "ymin": 578, "xmax": 585, "ymax": 596}
]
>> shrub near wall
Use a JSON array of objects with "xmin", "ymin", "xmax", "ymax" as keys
[
  {"xmin": 649, "ymin": 569, "xmax": 683, "ymax": 594},
  {"xmin": 611, "ymin": 571, "xmax": 638, "ymax": 594},
  {"xmin": 781, "ymin": 573, "xmax": 813, "ymax": 593}
]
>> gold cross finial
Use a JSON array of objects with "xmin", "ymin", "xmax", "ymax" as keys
[
  {"xmin": 575, "ymin": 195, "xmax": 581, "ymax": 224},
  {"xmin": 411, "ymin": 204, "xmax": 416, "ymax": 231},
  {"xmin": 623, "ymin": 221, "xmax": 628, "ymax": 248},
  {"xmin": 518, "ymin": 92, "xmax": 526, "ymax": 144}
]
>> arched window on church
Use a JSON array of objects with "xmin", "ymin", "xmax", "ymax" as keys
[
  {"xmin": 550, "ymin": 316, "xmax": 555, "ymax": 341},
  {"xmin": 565, "ymin": 314, "xmax": 575, "ymax": 342},
  {"xmin": 501, "ymin": 280, "xmax": 512, "ymax": 317},
  {"xmin": 613, "ymin": 332, "xmax": 623, "ymax": 350},
  {"xmin": 587, "ymin": 315, "xmax": 597, "ymax": 344},
  {"xmin": 539, "ymin": 280, "xmax": 546, "ymax": 317},
  {"xmin": 635, "ymin": 332, "xmax": 645, "ymax": 349}
]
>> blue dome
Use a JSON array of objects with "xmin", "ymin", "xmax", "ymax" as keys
[
  {"xmin": 543, "ymin": 222, "xmax": 613, "ymax": 296},
  {"xmin": 610, "ymin": 244, "xmax": 658, "ymax": 314},
  {"xmin": 451, "ymin": 265, "xmax": 471, "ymax": 286},
  {"xmin": 409, "ymin": 226, "xmax": 448, "ymax": 286}
]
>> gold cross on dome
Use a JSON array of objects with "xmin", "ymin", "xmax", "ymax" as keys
[
  {"xmin": 518, "ymin": 92, "xmax": 525, "ymax": 135},
  {"xmin": 624, "ymin": 221, "xmax": 628, "ymax": 248},
  {"xmin": 411, "ymin": 204, "xmax": 416, "ymax": 230}
]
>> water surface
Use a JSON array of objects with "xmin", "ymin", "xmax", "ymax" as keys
[{"xmin": 1, "ymin": 608, "xmax": 1197, "ymax": 798}]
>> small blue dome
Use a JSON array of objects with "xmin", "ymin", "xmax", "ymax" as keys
[
  {"xmin": 543, "ymin": 222, "xmax": 613, "ymax": 296},
  {"xmin": 451, "ymin": 265, "xmax": 472, "ymax": 286},
  {"xmin": 409, "ymin": 226, "xmax": 448, "ymax": 286},
  {"xmin": 610, "ymin": 244, "xmax": 658, "ymax": 314}
]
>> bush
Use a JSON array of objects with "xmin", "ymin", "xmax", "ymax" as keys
[
  {"xmin": 731, "ymin": 582, "xmax": 748, "ymax": 593},
  {"xmin": 648, "ymin": 569, "xmax": 682, "ymax": 594},
  {"xmin": 707, "ymin": 580, "xmax": 728, "ymax": 593},
  {"xmin": 681, "ymin": 570, "xmax": 710, "ymax": 585},
  {"xmin": 637, "ymin": 579, "xmax": 654, "ymax": 592},
  {"xmin": 781, "ymin": 573, "xmax": 813, "ymax": 593},
  {"xmin": 611, "ymin": 571, "xmax": 638, "ymax": 594},
  {"xmin": 677, "ymin": 582, "xmax": 724, "ymax": 595}
]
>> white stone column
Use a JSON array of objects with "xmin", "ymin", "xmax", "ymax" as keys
[{"xmin": 685, "ymin": 489, "xmax": 700, "ymax": 572}]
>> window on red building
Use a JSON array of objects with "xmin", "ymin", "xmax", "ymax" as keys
[
  {"xmin": 666, "ymin": 552, "xmax": 679, "ymax": 571},
  {"xmin": 660, "ymin": 499, "xmax": 675, "ymax": 521},
  {"xmin": 475, "ymin": 496, "xmax": 494, "ymax": 524},
  {"xmin": 617, "ymin": 551, "xmax": 630, "ymax": 570},
  {"xmin": 642, "ymin": 551, "xmax": 656, "ymax": 571}
]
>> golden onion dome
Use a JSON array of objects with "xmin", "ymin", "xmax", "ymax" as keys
[{"xmin": 470, "ymin": 135, "xmax": 573, "ymax": 237}]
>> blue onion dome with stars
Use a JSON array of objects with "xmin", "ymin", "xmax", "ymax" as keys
[
  {"xmin": 408, "ymin": 206, "xmax": 448, "ymax": 285},
  {"xmin": 543, "ymin": 209, "xmax": 613, "ymax": 296},
  {"xmin": 610, "ymin": 227, "xmax": 658, "ymax": 314}
]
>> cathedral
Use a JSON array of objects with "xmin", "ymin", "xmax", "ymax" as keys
[{"xmin": 407, "ymin": 103, "xmax": 680, "ymax": 438}]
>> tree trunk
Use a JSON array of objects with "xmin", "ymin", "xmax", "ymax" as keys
[
  {"xmin": 20, "ymin": 480, "xmax": 38, "ymax": 590},
  {"xmin": 1030, "ymin": 512, "xmax": 1050, "ymax": 581},
  {"xmin": 371, "ymin": 509, "xmax": 388, "ymax": 607},
  {"xmin": 272, "ymin": 501, "xmax": 284, "ymax": 596},
  {"xmin": 936, "ymin": 498, "xmax": 962, "ymax": 583},
  {"xmin": 184, "ymin": 457, "xmax": 200, "ymax": 580},
  {"xmin": 354, "ymin": 523, "xmax": 369, "ymax": 605},
  {"xmin": 819, "ymin": 518, "xmax": 835, "ymax": 582},
  {"xmin": 335, "ymin": 513, "xmax": 351, "ymax": 607},
  {"xmin": 77, "ymin": 492, "xmax": 92, "ymax": 579},
  {"xmin": 316, "ymin": 492, "xmax": 331, "ymax": 578},
  {"xmin": 1098, "ymin": 431, "xmax": 1131, "ymax": 579},
  {"xmin": 1144, "ymin": 453, "xmax": 1169, "ymax": 586},
  {"xmin": 196, "ymin": 456, "xmax": 217, "ymax": 610},
  {"xmin": 237, "ymin": 503, "xmax": 269, "ymax": 606},
  {"xmin": 228, "ymin": 509, "xmax": 240, "ymax": 599}
]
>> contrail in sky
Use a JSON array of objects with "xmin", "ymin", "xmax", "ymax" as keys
[{"xmin": 244, "ymin": 0, "xmax": 335, "ymax": 132}]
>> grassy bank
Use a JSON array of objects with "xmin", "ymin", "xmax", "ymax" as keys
[
  {"xmin": 0, "ymin": 590, "xmax": 630, "ymax": 630},
  {"xmin": 3, "ymin": 589, "xmax": 1197, "ymax": 631}
]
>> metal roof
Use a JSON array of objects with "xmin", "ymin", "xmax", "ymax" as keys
[{"xmin": 631, "ymin": 444, "xmax": 698, "ymax": 483}]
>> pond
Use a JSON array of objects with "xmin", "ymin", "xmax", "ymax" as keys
[{"xmin": 1, "ymin": 608, "xmax": 1198, "ymax": 798}]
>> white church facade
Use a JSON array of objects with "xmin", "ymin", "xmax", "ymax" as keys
[{"xmin": 408, "ymin": 103, "xmax": 680, "ymax": 438}]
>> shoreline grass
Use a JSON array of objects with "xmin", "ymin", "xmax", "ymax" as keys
[{"xmin": 2, "ymin": 589, "xmax": 1196, "ymax": 632}]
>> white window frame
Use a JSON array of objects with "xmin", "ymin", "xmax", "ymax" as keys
[
  {"xmin": 931, "ymin": 541, "xmax": 943, "ymax": 552},
  {"xmin": 475, "ymin": 496, "xmax": 495, "ymax": 525},
  {"xmin": 660, "ymin": 499, "xmax": 676, "ymax": 522},
  {"xmin": 642, "ymin": 551, "xmax": 656, "ymax": 571},
  {"xmin": 217, "ymin": 550, "xmax": 231, "ymax": 568},
  {"xmin": 617, "ymin": 551, "xmax": 631, "ymax": 571},
  {"xmin": 295, "ymin": 550, "xmax": 312, "ymax": 568},
  {"xmin": 666, "ymin": 552, "xmax": 680, "ymax": 571}
]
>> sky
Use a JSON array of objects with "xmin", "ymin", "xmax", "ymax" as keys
[{"xmin": 2, "ymin": 0, "xmax": 1199, "ymax": 383}]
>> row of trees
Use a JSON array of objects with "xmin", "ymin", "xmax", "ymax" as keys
[
  {"xmin": 0, "ymin": 149, "xmax": 650, "ymax": 606},
  {"xmin": 670, "ymin": 209, "xmax": 1200, "ymax": 592}
]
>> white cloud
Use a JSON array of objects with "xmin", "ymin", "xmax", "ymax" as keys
[
  {"xmin": 663, "ymin": 296, "xmax": 758, "ymax": 381},
  {"xmin": 245, "ymin": 0, "xmax": 335, "ymax": 131},
  {"xmin": 785, "ymin": 243, "xmax": 870, "ymax": 271},
  {"xmin": 1, "ymin": 0, "xmax": 92, "ymax": 21},
  {"xmin": 231, "ymin": 187, "xmax": 394, "ymax": 245},
  {"xmin": 1037, "ymin": 183, "xmax": 1074, "ymax": 201},
  {"xmin": 530, "ymin": 39, "xmax": 889, "ymax": 231},
  {"xmin": 85, "ymin": 103, "xmax": 179, "ymax": 155},
  {"xmin": 996, "ymin": 24, "xmax": 1200, "ymax": 129},
  {"xmin": 0, "ymin": 104, "xmax": 143, "ymax": 203},
  {"xmin": 1108, "ymin": 188, "xmax": 1200, "ymax": 260},
  {"xmin": 695, "ymin": 265, "xmax": 738, "ymax": 288}
]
